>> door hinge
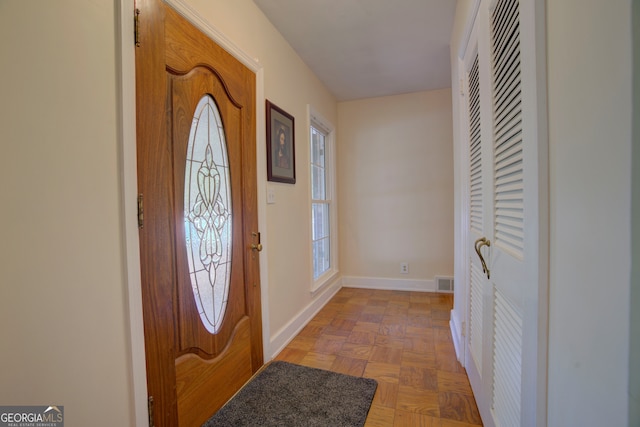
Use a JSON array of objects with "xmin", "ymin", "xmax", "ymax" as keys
[
  {"xmin": 134, "ymin": 8, "xmax": 141, "ymax": 47},
  {"xmin": 461, "ymin": 321, "xmax": 466, "ymax": 337},
  {"xmin": 147, "ymin": 396, "xmax": 154, "ymax": 427},
  {"xmin": 137, "ymin": 194, "xmax": 144, "ymax": 228}
]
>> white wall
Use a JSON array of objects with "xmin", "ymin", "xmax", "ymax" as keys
[
  {"xmin": 547, "ymin": 0, "xmax": 632, "ymax": 425},
  {"xmin": 0, "ymin": 1, "xmax": 134, "ymax": 425},
  {"xmin": 337, "ymin": 90, "xmax": 454, "ymax": 288}
]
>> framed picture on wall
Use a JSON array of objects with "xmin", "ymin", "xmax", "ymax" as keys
[{"xmin": 266, "ymin": 100, "xmax": 296, "ymax": 184}]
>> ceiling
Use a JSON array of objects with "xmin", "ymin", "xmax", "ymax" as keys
[{"xmin": 252, "ymin": 0, "xmax": 458, "ymax": 102}]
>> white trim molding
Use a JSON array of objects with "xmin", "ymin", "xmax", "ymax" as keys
[
  {"xmin": 118, "ymin": 1, "xmax": 147, "ymax": 426},
  {"xmin": 450, "ymin": 309, "xmax": 464, "ymax": 362},
  {"xmin": 308, "ymin": 104, "xmax": 339, "ymax": 294},
  {"xmin": 342, "ymin": 276, "xmax": 437, "ymax": 292},
  {"xmin": 164, "ymin": 0, "xmax": 261, "ymax": 72},
  {"xmin": 268, "ymin": 278, "xmax": 343, "ymax": 359}
]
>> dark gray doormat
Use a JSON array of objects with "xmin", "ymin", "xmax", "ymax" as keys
[{"xmin": 203, "ymin": 361, "xmax": 378, "ymax": 427}]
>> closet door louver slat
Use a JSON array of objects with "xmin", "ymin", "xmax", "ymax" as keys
[
  {"xmin": 492, "ymin": 288, "xmax": 523, "ymax": 427},
  {"xmin": 492, "ymin": 0, "xmax": 524, "ymax": 260},
  {"xmin": 490, "ymin": 0, "xmax": 525, "ymax": 425},
  {"xmin": 469, "ymin": 55, "xmax": 483, "ymax": 234},
  {"xmin": 469, "ymin": 261, "xmax": 484, "ymax": 372}
]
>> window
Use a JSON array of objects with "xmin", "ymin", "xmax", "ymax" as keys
[
  {"xmin": 184, "ymin": 95, "xmax": 232, "ymax": 334},
  {"xmin": 309, "ymin": 107, "xmax": 336, "ymax": 288}
]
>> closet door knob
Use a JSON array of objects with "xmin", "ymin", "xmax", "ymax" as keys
[{"xmin": 474, "ymin": 237, "xmax": 491, "ymax": 279}]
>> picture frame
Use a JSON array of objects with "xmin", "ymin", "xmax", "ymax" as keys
[{"xmin": 266, "ymin": 100, "xmax": 296, "ymax": 184}]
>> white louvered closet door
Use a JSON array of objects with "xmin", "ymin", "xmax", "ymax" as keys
[
  {"xmin": 461, "ymin": 0, "xmax": 548, "ymax": 426},
  {"xmin": 462, "ymin": 17, "xmax": 494, "ymax": 419}
]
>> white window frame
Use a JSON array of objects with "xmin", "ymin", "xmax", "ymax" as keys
[{"xmin": 308, "ymin": 105, "xmax": 338, "ymax": 293}]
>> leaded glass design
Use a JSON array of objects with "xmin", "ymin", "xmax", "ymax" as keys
[{"xmin": 184, "ymin": 95, "xmax": 232, "ymax": 334}]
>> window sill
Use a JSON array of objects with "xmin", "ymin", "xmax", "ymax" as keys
[{"xmin": 310, "ymin": 269, "xmax": 339, "ymax": 297}]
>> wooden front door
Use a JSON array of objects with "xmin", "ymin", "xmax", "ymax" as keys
[{"xmin": 135, "ymin": 1, "xmax": 263, "ymax": 426}]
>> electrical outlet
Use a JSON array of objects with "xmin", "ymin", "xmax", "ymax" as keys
[{"xmin": 400, "ymin": 262, "xmax": 409, "ymax": 274}]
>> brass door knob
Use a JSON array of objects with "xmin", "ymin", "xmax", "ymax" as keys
[
  {"xmin": 251, "ymin": 232, "xmax": 263, "ymax": 252},
  {"xmin": 474, "ymin": 237, "xmax": 491, "ymax": 279}
]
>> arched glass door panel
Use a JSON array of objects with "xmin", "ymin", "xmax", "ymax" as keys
[{"xmin": 184, "ymin": 95, "xmax": 232, "ymax": 334}]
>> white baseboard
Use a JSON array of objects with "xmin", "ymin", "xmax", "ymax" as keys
[
  {"xmin": 342, "ymin": 275, "xmax": 436, "ymax": 292},
  {"xmin": 268, "ymin": 278, "xmax": 343, "ymax": 360},
  {"xmin": 450, "ymin": 309, "xmax": 464, "ymax": 362}
]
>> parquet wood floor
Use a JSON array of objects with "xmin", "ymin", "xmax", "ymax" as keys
[{"xmin": 274, "ymin": 287, "xmax": 483, "ymax": 427}]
